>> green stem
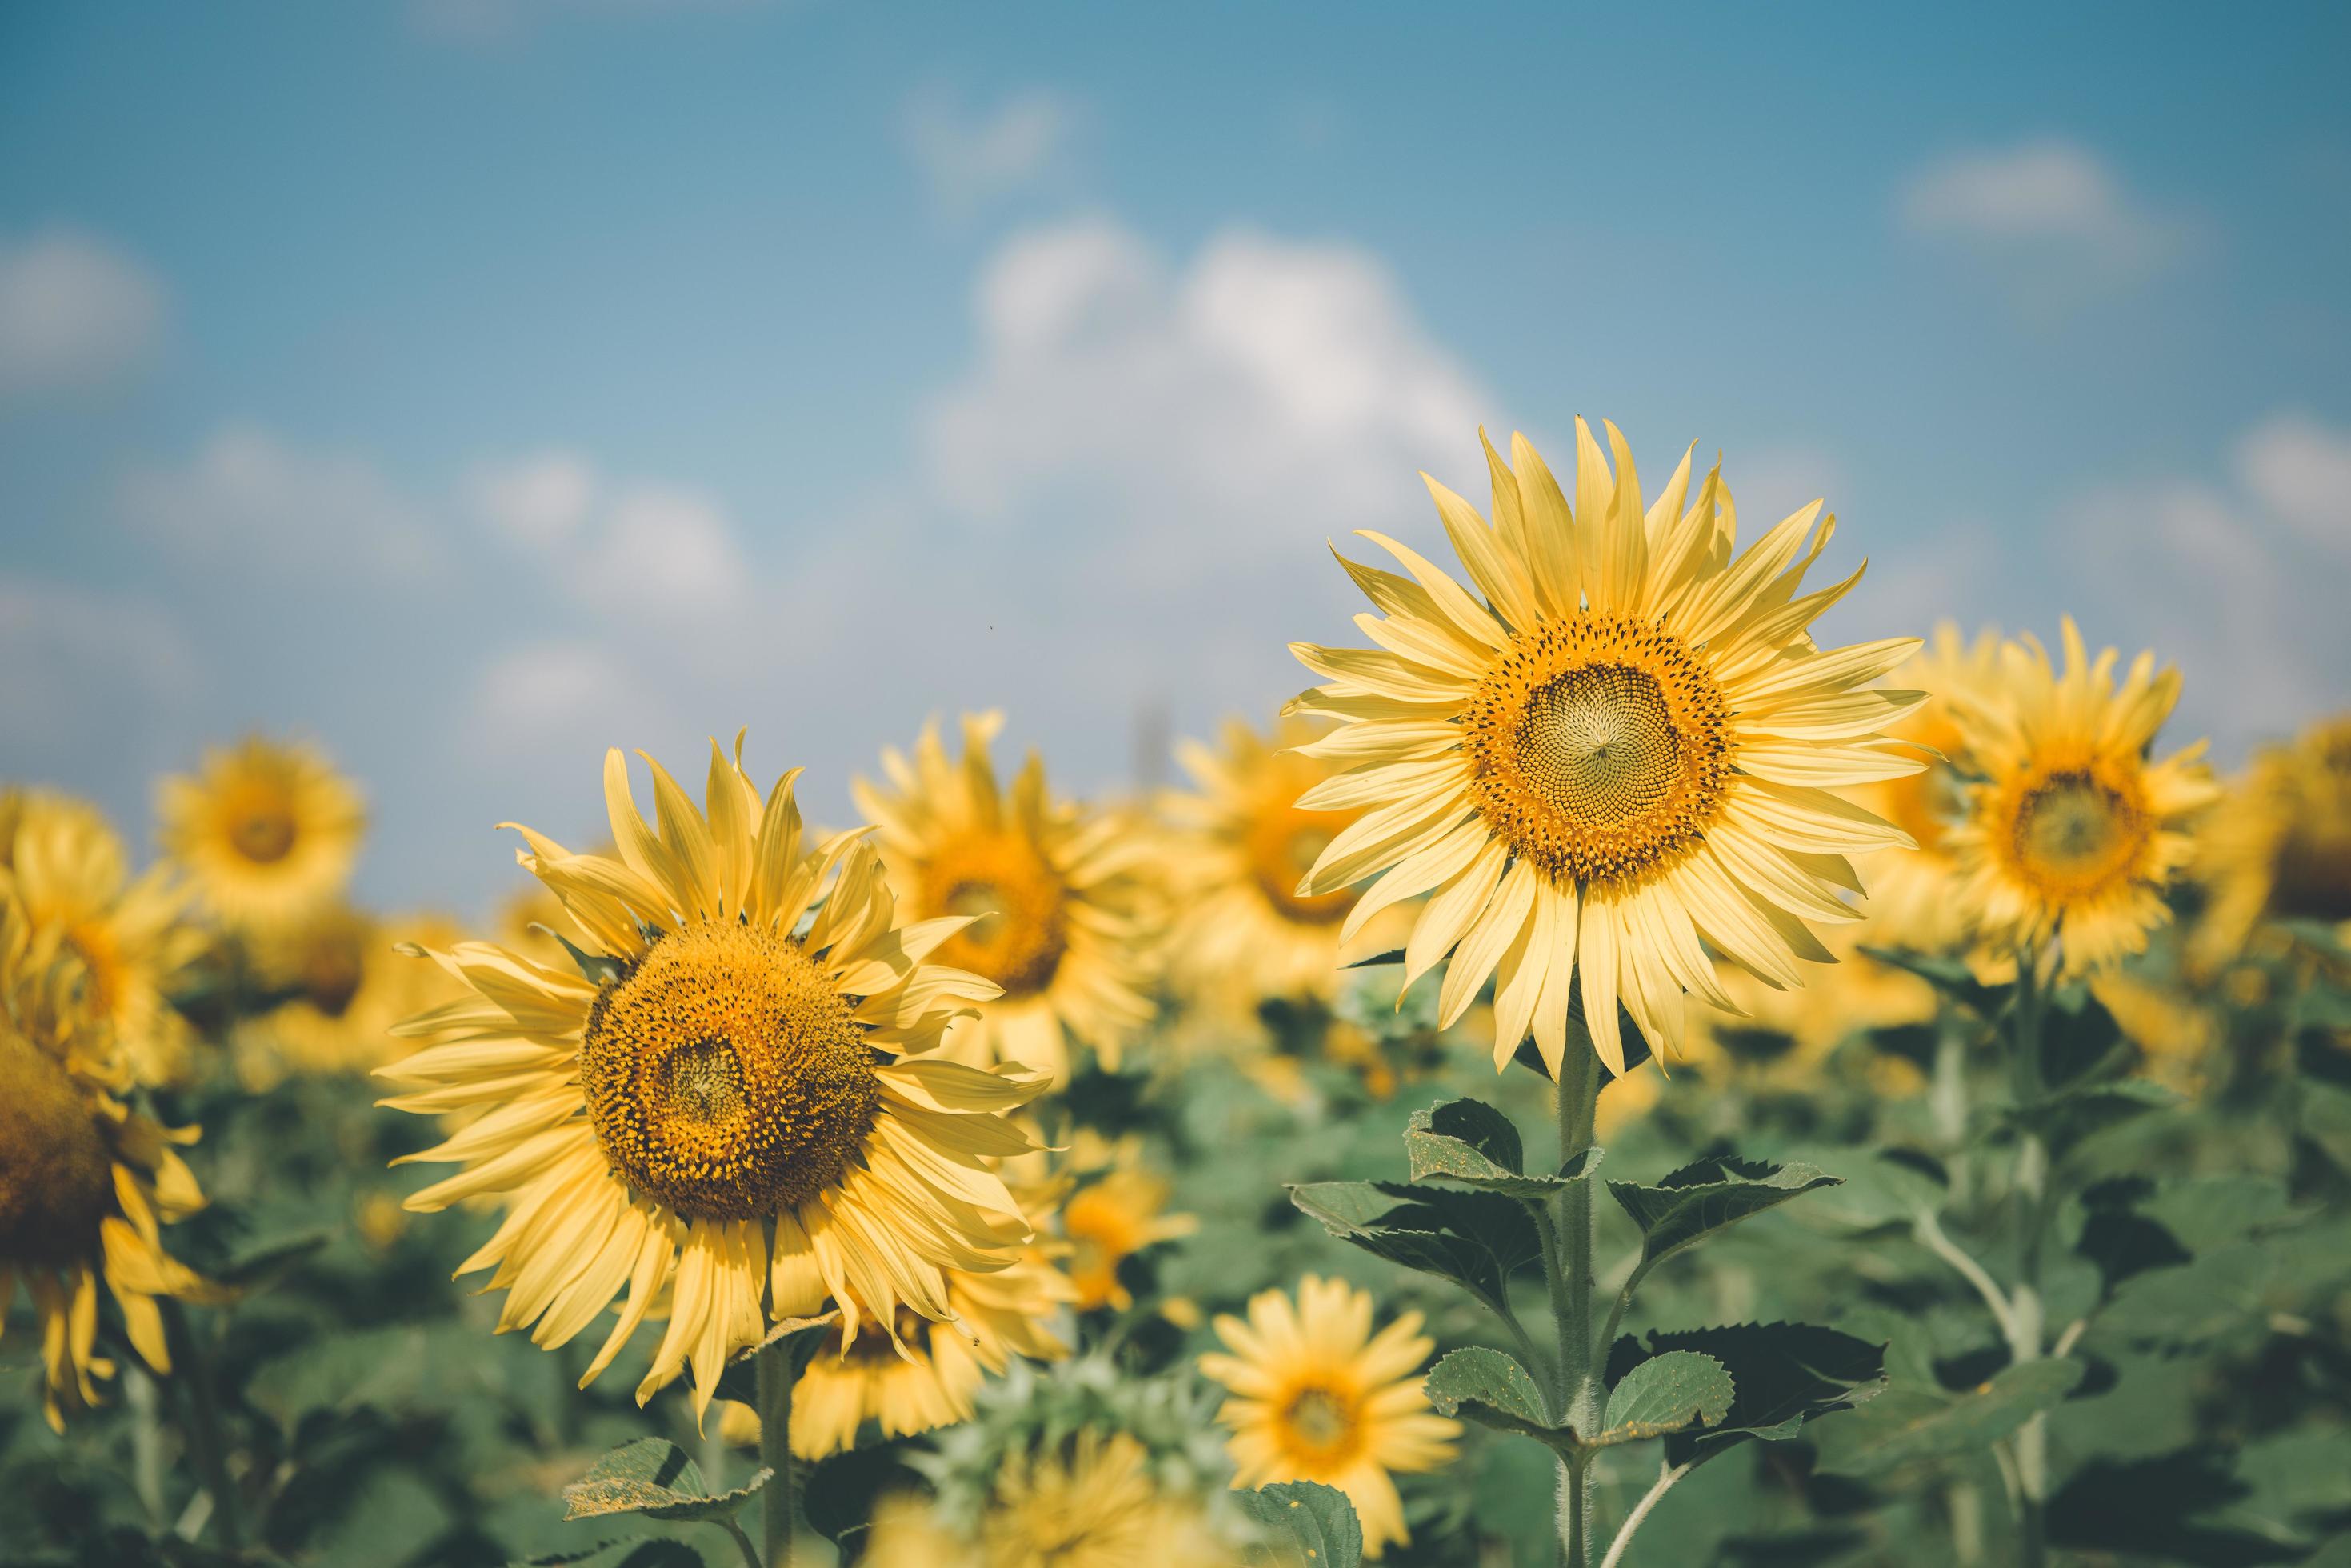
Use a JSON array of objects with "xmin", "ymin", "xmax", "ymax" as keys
[
  {"xmin": 1551, "ymin": 1029, "xmax": 1603, "ymax": 1566},
  {"xmin": 163, "ymin": 1300, "xmax": 244, "ymax": 1550},
  {"xmin": 719, "ymin": 1518, "xmax": 764, "ymax": 1568},
  {"xmin": 1931, "ymin": 1004, "xmax": 1973, "ymax": 1206},
  {"xmin": 2005, "ymin": 949, "xmax": 2049, "ymax": 1568},
  {"xmin": 756, "ymin": 1334, "xmax": 796, "ymax": 1568},
  {"xmin": 127, "ymin": 1362, "xmax": 166, "ymax": 1527}
]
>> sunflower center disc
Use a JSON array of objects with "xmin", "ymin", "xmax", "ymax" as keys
[
  {"xmin": 1245, "ymin": 809, "xmax": 1349, "ymax": 926},
  {"xmin": 232, "ymin": 807, "xmax": 297, "ymax": 864},
  {"xmin": 2013, "ymin": 770, "xmax": 2142, "ymax": 897},
  {"xmin": 0, "ymin": 1032, "xmax": 115, "ymax": 1266},
  {"xmin": 921, "ymin": 832, "xmax": 1070, "ymax": 997},
  {"xmin": 1517, "ymin": 665, "xmax": 1684, "ymax": 829},
  {"xmin": 581, "ymin": 922, "xmax": 879, "ymax": 1221},
  {"xmin": 1281, "ymin": 1385, "xmax": 1358, "ymax": 1460}
]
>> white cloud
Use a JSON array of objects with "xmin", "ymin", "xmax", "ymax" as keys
[
  {"xmin": 2235, "ymin": 414, "xmax": 2351, "ymax": 554},
  {"xmin": 1897, "ymin": 139, "xmax": 2190, "ymax": 306},
  {"xmin": 0, "ymin": 576, "xmax": 200, "ymax": 769},
  {"xmin": 468, "ymin": 450, "xmax": 597, "ymax": 546},
  {"xmin": 2062, "ymin": 414, "xmax": 2351, "ymax": 756},
  {"xmin": 464, "ymin": 639, "xmax": 658, "ymax": 758},
  {"xmin": 119, "ymin": 425, "xmax": 444, "ymax": 579},
  {"xmin": 902, "ymin": 88, "xmax": 1083, "ymax": 217},
  {"xmin": 0, "ymin": 229, "xmax": 166, "ymax": 398},
  {"xmin": 468, "ymin": 455, "xmax": 750, "ymax": 626}
]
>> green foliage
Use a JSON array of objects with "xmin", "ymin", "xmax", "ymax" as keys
[
  {"xmin": 1813, "ymin": 1359, "xmax": 2083, "ymax": 1478},
  {"xmin": 1404, "ymin": 1095, "xmax": 1603, "ymax": 1202},
  {"xmin": 1605, "ymin": 1323, "xmax": 1885, "ymax": 1467},
  {"xmin": 1594, "ymin": 1349, "xmax": 1733, "ymax": 1444},
  {"xmin": 558, "ymin": 1439, "xmax": 770, "ymax": 1526},
  {"xmin": 1422, "ymin": 1346, "xmax": 1561, "ymax": 1446},
  {"xmin": 1236, "ymin": 1479, "xmax": 1364, "ymax": 1568},
  {"xmin": 1605, "ymin": 1153, "xmax": 1841, "ymax": 1275},
  {"xmin": 1287, "ymin": 1179, "xmax": 1541, "ymax": 1317}
]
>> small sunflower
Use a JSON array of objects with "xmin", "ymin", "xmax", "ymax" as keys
[
  {"xmin": 1945, "ymin": 620, "xmax": 2218, "ymax": 977},
  {"xmin": 158, "ymin": 736, "xmax": 366, "ymax": 930},
  {"xmin": 2190, "ymin": 714, "xmax": 2351, "ymax": 970},
  {"xmin": 853, "ymin": 713, "xmax": 1158, "ymax": 1083},
  {"xmin": 1198, "ymin": 1274, "xmax": 1459, "ymax": 1559},
  {"xmin": 0, "ymin": 899, "xmax": 214, "ymax": 1430},
  {"xmin": 787, "ymin": 1250, "xmax": 1075, "ymax": 1458},
  {"xmin": 1062, "ymin": 1159, "xmax": 1196, "ymax": 1314},
  {"xmin": 1, "ymin": 792, "xmax": 200, "ymax": 1087},
  {"xmin": 862, "ymin": 1431, "xmax": 1234, "ymax": 1568},
  {"xmin": 1291, "ymin": 422, "xmax": 1923, "ymax": 1077},
  {"xmin": 378, "ymin": 739, "xmax": 1050, "ymax": 1420},
  {"xmin": 1165, "ymin": 714, "xmax": 1414, "ymax": 1015},
  {"xmin": 241, "ymin": 909, "xmax": 467, "ymax": 1087}
]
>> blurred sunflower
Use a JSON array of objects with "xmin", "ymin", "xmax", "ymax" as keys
[
  {"xmin": 241, "ymin": 908, "xmax": 467, "ymax": 1086},
  {"xmin": 0, "ymin": 791, "xmax": 199, "ymax": 1087},
  {"xmin": 1851, "ymin": 624, "xmax": 2005, "ymax": 958},
  {"xmin": 157, "ymin": 735, "xmax": 365, "ymax": 930},
  {"xmin": 1062, "ymin": 1160, "xmax": 1196, "ymax": 1313},
  {"xmin": 785, "ymin": 1249, "xmax": 1074, "ymax": 1458},
  {"xmin": 854, "ymin": 712, "xmax": 1158, "ymax": 1082},
  {"xmin": 378, "ymin": 739, "xmax": 1049, "ymax": 1420},
  {"xmin": 1683, "ymin": 920, "xmax": 1933, "ymax": 1095},
  {"xmin": 1164, "ymin": 714, "xmax": 1413, "ymax": 1016},
  {"xmin": 1291, "ymin": 422, "xmax": 1921, "ymax": 1076},
  {"xmin": 1946, "ymin": 620, "xmax": 2217, "ymax": 977},
  {"xmin": 1199, "ymin": 1274, "xmax": 1459, "ymax": 1558},
  {"xmin": 862, "ymin": 1431, "xmax": 1234, "ymax": 1568},
  {"xmin": 2191, "ymin": 714, "xmax": 2351, "ymax": 970},
  {"xmin": 0, "ymin": 899, "xmax": 214, "ymax": 1430}
]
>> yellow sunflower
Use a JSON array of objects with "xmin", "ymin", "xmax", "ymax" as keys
[
  {"xmin": 1, "ymin": 792, "xmax": 200, "ymax": 1087},
  {"xmin": 0, "ymin": 898, "xmax": 215, "ymax": 1430},
  {"xmin": 786, "ymin": 1250, "xmax": 1074, "ymax": 1458},
  {"xmin": 1850, "ymin": 624, "xmax": 2005, "ymax": 958},
  {"xmin": 1681, "ymin": 918, "xmax": 1933, "ymax": 1095},
  {"xmin": 2190, "ymin": 714, "xmax": 2351, "ymax": 970},
  {"xmin": 157, "ymin": 735, "xmax": 366, "ymax": 930},
  {"xmin": 853, "ymin": 712, "xmax": 1158, "ymax": 1083},
  {"xmin": 378, "ymin": 738, "xmax": 1050, "ymax": 1421},
  {"xmin": 1198, "ymin": 1274, "xmax": 1459, "ymax": 1559},
  {"xmin": 1290, "ymin": 422, "xmax": 1924, "ymax": 1076},
  {"xmin": 241, "ymin": 909, "xmax": 468, "ymax": 1087},
  {"xmin": 1945, "ymin": 620, "xmax": 2218, "ymax": 977},
  {"xmin": 862, "ymin": 1432, "xmax": 1236, "ymax": 1568},
  {"xmin": 1165, "ymin": 714, "xmax": 1415, "ymax": 1015},
  {"xmin": 1062, "ymin": 1158, "xmax": 1197, "ymax": 1314}
]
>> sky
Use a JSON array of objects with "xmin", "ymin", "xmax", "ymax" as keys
[{"xmin": 3, "ymin": 0, "xmax": 2349, "ymax": 919}]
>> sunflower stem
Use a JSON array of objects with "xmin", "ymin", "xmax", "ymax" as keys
[
  {"xmin": 1550, "ymin": 1028, "xmax": 1603, "ymax": 1566},
  {"xmin": 2004, "ymin": 948, "xmax": 2050, "ymax": 1568},
  {"xmin": 163, "ymin": 1299, "xmax": 245, "ymax": 1550},
  {"xmin": 755, "ymin": 1335, "xmax": 797, "ymax": 1567}
]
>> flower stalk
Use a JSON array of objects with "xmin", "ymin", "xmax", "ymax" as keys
[
  {"xmin": 756, "ymin": 1336, "xmax": 796, "ymax": 1568},
  {"xmin": 1552, "ymin": 1023, "xmax": 1603, "ymax": 1567}
]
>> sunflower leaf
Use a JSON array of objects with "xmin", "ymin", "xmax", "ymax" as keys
[
  {"xmin": 1289, "ymin": 1182, "xmax": 1541, "ymax": 1314},
  {"xmin": 1405, "ymin": 1098, "xmax": 1605, "ymax": 1203},
  {"xmin": 1607, "ymin": 1154, "xmax": 1841, "ymax": 1278},
  {"xmin": 1590, "ymin": 1350, "xmax": 1735, "ymax": 1446},
  {"xmin": 559, "ymin": 1437, "xmax": 771, "ymax": 1525},
  {"xmin": 1423, "ymin": 1346, "xmax": 1567, "ymax": 1449},
  {"xmin": 1605, "ymin": 1322, "xmax": 1886, "ymax": 1468},
  {"xmin": 1237, "ymin": 1478, "xmax": 1365, "ymax": 1568},
  {"xmin": 1811, "ymin": 1358, "xmax": 2081, "ymax": 1478}
]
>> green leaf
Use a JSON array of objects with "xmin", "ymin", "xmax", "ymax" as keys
[
  {"xmin": 1421, "ymin": 1347, "xmax": 1562, "ymax": 1447},
  {"xmin": 710, "ymin": 1312, "xmax": 839, "ymax": 1407},
  {"xmin": 503, "ymin": 1545, "xmax": 707, "ymax": 1568},
  {"xmin": 1605, "ymin": 1322, "xmax": 1886, "ymax": 1469},
  {"xmin": 2100, "ymin": 1243, "xmax": 2278, "ymax": 1346},
  {"xmin": 1592, "ymin": 1350, "xmax": 1734, "ymax": 1446},
  {"xmin": 559, "ymin": 1437, "xmax": 772, "ymax": 1525},
  {"xmin": 2049, "ymin": 1450, "xmax": 2309, "ymax": 1566},
  {"xmin": 1342, "ymin": 948, "xmax": 1406, "ymax": 970},
  {"xmin": 1405, "ymin": 1097, "xmax": 1603, "ymax": 1202},
  {"xmin": 1813, "ymin": 1358, "xmax": 2082, "ymax": 1478},
  {"xmin": 1607, "ymin": 1154, "xmax": 1841, "ymax": 1276},
  {"xmin": 1237, "ymin": 1478, "xmax": 1365, "ymax": 1568},
  {"xmin": 1860, "ymin": 946, "xmax": 2007, "ymax": 1018},
  {"xmin": 1288, "ymin": 1182, "xmax": 1541, "ymax": 1314},
  {"xmin": 2007, "ymin": 1077, "xmax": 2181, "ymax": 1158},
  {"xmin": 213, "ymin": 1230, "xmax": 332, "ymax": 1289}
]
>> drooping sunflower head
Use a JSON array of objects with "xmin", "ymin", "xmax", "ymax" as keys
[
  {"xmin": 1945, "ymin": 619, "xmax": 2218, "ymax": 977},
  {"xmin": 2191, "ymin": 713, "xmax": 2351, "ymax": 969},
  {"xmin": 1198, "ymin": 1274, "xmax": 1459, "ymax": 1559},
  {"xmin": 1291, "ymin": 421, "xmax": 1924, "ymax": 1077},
  {"xmin": 1164, "ymin": 714, "xmax": 1413, "ymax": 1016},
  {"xmin": 0, "ymin": 791, "xmax": 200, "ymax": 1087},
  {"xmin": 157, "ymin": 735, "xmax": 365, "ymax": 930},
  {"xmin": 0, "ymin": 897, "xmax": 214, "ymax": 1430},
  {"xmin": 853, "ymin": 713, "xmax": 1158, "ymax": 1082},
  {"xmin": 380, "ymin": 737, "xmax": 1050, "ymax": 1421}
]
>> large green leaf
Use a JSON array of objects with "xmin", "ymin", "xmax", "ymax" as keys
[
  {"xmin": 2099, "ymin": 1243, "xmax": 2278, "ymax": 1346},
  {"xmin": 559, "ymin": 1438, "xmax": 771, "ymax": 1526},
  {"xmin": 1237, "ymin": 1478, "xmax": 1364, "ymax": 1568},
  {"xmin": 1607, "ymin": 1154, "xmax": 1841, "ymax": 1276},
  {"xmin": 1813, "ymin": 1358, "xmax": 2082, "ymax": 1478},
  {"xmin": 1289, "ymin": 1181, "xmax": 1541, "ymax": 1314},
  {"xmin": 1405, "ymin": 1096, "xmax": 1602, "ymax": 1202},
  {"xmin": 1422, "ymin": 1346, "xmax": 1561, "ymax": 1446},
  {"xmin": 1606, "ymin": 1322, "xmax": 1885, "ymax": 1468},
  {"xmin": 1592, "ymin": 1350, "xmax": 1734, "ymax": 1446},
  {"xmin": 2049, "ymin": 1450, "xmax": 2310, "ymax": 1566},
  {"xmin": 710, "ymin": 1312, "xmax": 840, "ymax": 1407}
]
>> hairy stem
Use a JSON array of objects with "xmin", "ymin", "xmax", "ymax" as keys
[
  {"xmin": 163, "ymin": 1301, "xmax": 244, "ymax": 1550},
  {"xmin": 1598, "ymin": 1461, "xmax": 1690, "ymax": 1568},
  {"xmin": 2005, "ymin": 948, "xmax": 2050, "ymax": 1568},
  {"xmin": 1551, "ymin": 1030, "xmax": 1603, "ymax": 1565},
  {"xmin": 757, "ymin": 1338, "xmax": 796, "ymax": 1568}
]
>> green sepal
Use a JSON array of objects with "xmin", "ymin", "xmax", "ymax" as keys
[
  {"xmin": 540, "ymin": 924, "xmax": 627, "ymax": 989},
  {"xmin": 1237, "ymin": 1478, "xmax": 1365, "ymax": 1568},
  {"xmin": 558, "ymin": 1437, "xmax": 771, "ymax": 1525},
  {"xmin": 1812, "ymin": 1358, "xmax": 2083, "ymax": 1478}
]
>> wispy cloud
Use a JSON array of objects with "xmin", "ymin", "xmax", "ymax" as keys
[
  {"xmin": 119, "ymin": 426, "xmax": 445, "ymax": 580},
  {"xmin": 0, "ymin": 228, "xmax": 166, "ymax": 400},
  {"xmin": 902, "ymin": 88, "xmax": 1085, "ymax": 218}
]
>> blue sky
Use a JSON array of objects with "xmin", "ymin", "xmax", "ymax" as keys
[{"xmin": 4, "ymin": 0, "xmax": 2348, "ymax": 918}]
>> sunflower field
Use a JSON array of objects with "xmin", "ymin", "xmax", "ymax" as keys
[{"xmin": 5, "ymin": 421, "xmax": 2350, "ymax": 1568}]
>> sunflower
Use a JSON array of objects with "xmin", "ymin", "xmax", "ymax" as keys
[
  {"xmin": 2190, "ymin": 714, "xmax": 2351, "ymax": 970},
  {"xmin": 0, "ymin": 898, "xmax": 214, "ymax": 1430},
  {"xmin": 158, "ymin": 736, "xmax": 366, "ymax": 930},
  {"xmin": 1682, "ymin": 918, "xmax": 1933, "ymax": 1094},
  {"xmin": 1198, "ymin": 1274, "xmax": 1459, "ymax": 1558},
  {"xmin": 1849, "ymin": 624, "xmax": 2005, "ymax": 958},
  {"xmin": 1290, "ymin": 422, "xmax": 1924, "ymax": 1077},
  {"xmin": 378, "ymin": 739, "xmax": 1050, "ymax": 1421},
  {"xmin": 241, "ymin": 909, "xmax": 468, "ymax": 1087},
  {"xmin": 1062, "ymin": 1159, "xmax": 1196, "ymax": 1313},
  {"xmin": 862, "ymin": 1431, "xmax": 1235, "ymax": 1568},
  {"xmin": 852, "ymin": 712, "xmax": 1158, "ymax": 1083},
  {"xmin": 1, "ymin": 792, "xmax": 200, "ymax": 1087},
  {"xmin": 787, "ymin": 1250, "xmax": 1075, "ymax": 1458},
  {"xmin": 1164, "ymin": 714, "xmax": 1415, "ymax": 1016},
  {"xmin": 1945, "ymin": 620, "xmax": 2217, "ymax": 977}
]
